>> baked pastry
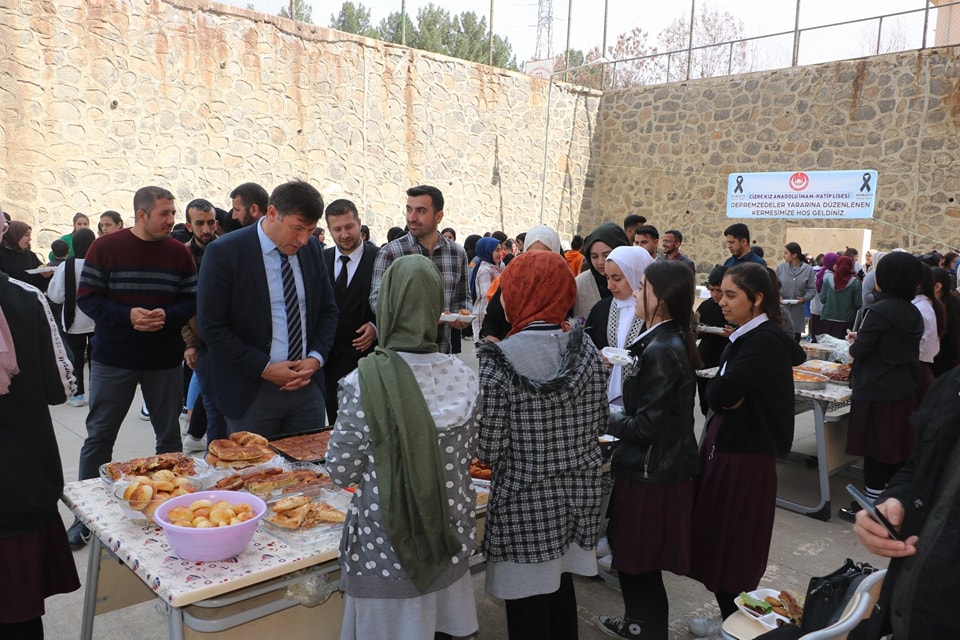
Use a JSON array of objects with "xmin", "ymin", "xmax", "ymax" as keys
[
  {"xmin": 208, "ymin": 439, "xmax": 263, "ymax": 462},
  {"xmin": 230, "ymin": 431, "xmax": 269, "ymax": 448},
  {"xmin": 269, "ymin": 431, "xmax": 332, "ymax": 461},
  {"xmin": 244, "ymin": 469, "xmax": 321, "ymax": 495},
  {"xmin": 265, "ymin": 503, "xmax": 310, "ymax": 530},
  {"xmin": 213, "ymin": 474, "xmax": 245, "ymax": 491},
  {"xmin": 273, "ymin": 495, "xmax": 310, "ymax": 513},
  {"xmin": 304, "ymin": 502, "xmax": 346, "ymax": 526}
]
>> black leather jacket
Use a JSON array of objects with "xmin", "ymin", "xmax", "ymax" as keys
[{"xmin": 607, "ymin": 321, "xmax": 699, "ymax": 484}]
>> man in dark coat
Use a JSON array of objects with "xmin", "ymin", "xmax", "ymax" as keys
[{"xmin": 322, "ymin": 199, "xmax": 377, "ymax": 424}]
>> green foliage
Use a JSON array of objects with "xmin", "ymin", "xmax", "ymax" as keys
[
  {"xmin": 357, "ymin": 2, "xmax": 517, "ymax": 70},
  {"xmin": 330, "ymin": 1, "xmax": 378, "ymax": 39},
  {"xmin": 279, "ymin": 0, "xmax": 313, "ymax": 24}
]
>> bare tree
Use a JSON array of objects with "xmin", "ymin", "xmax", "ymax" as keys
[{"xmin": 657, "ymin": 6, "xmax": 747, "ymax": 80}]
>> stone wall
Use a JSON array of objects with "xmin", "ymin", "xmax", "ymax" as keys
[
  {"xmin": 0, "ymin": 0, "xmax": 599, "ymax": 248},
  {"xmin": 583, "ymin": 48, "xmax": 960, "ymax": 276}
]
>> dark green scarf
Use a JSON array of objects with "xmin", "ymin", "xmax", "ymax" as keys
[{"xmin": 357, "ymin": 255, "xmax": 461, "ymax": 592}]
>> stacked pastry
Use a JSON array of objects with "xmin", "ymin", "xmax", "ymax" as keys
[{"xmin": 206, "ymin": 431, "xmax": 275, "ymax": 469}]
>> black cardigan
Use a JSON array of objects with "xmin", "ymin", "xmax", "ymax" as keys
[
  {"xmin": 705, "ymin": 319, "xmax": 805, "ymax": 455},
  {"xmin": 0, "ymin": 273, "xmax": 70, "ymax": 536}
]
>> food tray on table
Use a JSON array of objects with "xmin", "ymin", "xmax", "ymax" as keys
[
  {"xmin": 99, "ymin": 453, "xmax": 211, "ymax": 485},
  {"xmin": 212, "ymin": 460, "xmax": 335, "ymax": 497},
  {"xmin": 795, "ymin": 360, "xmax": 851, "ymax": 384},
  {"xmin": 205, "ymin": 431, "xmax": 281, "ymax": 471},
  {"xmin": 793, "ymin": 369, "xmax": 829, "ymax": 390},
  {"xmin": 260, "ymin": 487, "xmax": 351, "ymax": 549},
  {"xmin": 268, "ymin": 427, "xmax": 334, "ymax": 464}
]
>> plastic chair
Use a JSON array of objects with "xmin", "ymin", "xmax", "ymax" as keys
[{"xmin": 799, "ymin": 569, "xmax": 886, "ymax": 639}]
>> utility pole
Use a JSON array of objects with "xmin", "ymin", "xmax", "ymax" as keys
[
  {"xmin": 489, "ymin": 0, "xmax": 494, "ymax": 66},
  {"xmin": 535, "ymin": 0, "xmax": 553, "ymax": 60},
  {"xmin": 401, "ymin": 0, "xmax": 407, "ymax": 46}
]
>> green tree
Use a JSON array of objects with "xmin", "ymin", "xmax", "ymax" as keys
[
  {"xmin": 330, "ymin": 2, "xmax": 378, "ymax": 39},
  {"xmin": 279, "ymin": 0, "xmax": 313, "ymax": 24},
  {"xmin": 377, "ymin": 3, "xmax": 517, "ymax": 70}
]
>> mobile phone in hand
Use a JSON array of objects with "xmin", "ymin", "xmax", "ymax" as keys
[{"xmin": 846, "ymin": 484, "xmax": 903, "ymax": 541}]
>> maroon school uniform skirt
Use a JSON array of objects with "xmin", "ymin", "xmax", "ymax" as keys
[
  {"xmin": 846, "ymin": 397, "xmax": 917, "ymax": 464},
  {"xmin": 607, "ymin": 476, "xmax": 693, "ymax": 576},
  {"xmin": 0, "ymin": 515, "xmax": 81, "ymax": 623},
  {"xmin": 689, "ymin": 415, "xmax": 777, "ymax": 595}
]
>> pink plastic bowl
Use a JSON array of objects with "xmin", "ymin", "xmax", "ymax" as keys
[{"xmin": 154, "ymin": 490, "xmax": 267, "ymax": 562}]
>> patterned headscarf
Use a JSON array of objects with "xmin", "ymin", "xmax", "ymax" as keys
[{"xmin": 501, "ymin": 251, "xmax": 576, "ymax": 336}]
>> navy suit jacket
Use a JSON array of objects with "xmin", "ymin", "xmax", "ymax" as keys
[{"xmin": 197, "ymin": 224, "xmax": 339, "ymax": 418}]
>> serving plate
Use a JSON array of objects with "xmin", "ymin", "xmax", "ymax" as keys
[{"xmin": 735, "ymin": 588, "xmax": 792, "ymax": 630}]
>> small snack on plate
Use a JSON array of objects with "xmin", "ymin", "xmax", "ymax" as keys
[
  {"xmin": 205, "ymin": 431, "xmax": 275, "ymax": 469},
  {"xmin": 165, "ymin": 498, "xmax": 257, "ymax": 528},
  {"xmin": 736, "ymin": 589, "xmax": 795, "ymax": 630},
  {"xmin": 469, "ymin": 459, "xmax": 492, "ymax": 481},
  {"xmin": 103, "ymin": 452, "xmax": 201, "ymax": 483}
]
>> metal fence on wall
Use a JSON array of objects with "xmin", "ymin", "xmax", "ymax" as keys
[{"xmin": 561, "ymin": 1, "xmax": 960, "ymax": 91}]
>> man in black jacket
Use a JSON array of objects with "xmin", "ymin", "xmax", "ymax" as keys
[{"xmin": 322, "ymin": 199, "xmax": 377, "ymax": 424}]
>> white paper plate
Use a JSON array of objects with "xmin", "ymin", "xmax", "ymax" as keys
[
  {"xmin": 601, "ymin": 347, "xmax": 633, "ymax": 367},
  {"xmin": 698, "ymin": 325, "xmax": 728, "ymax": 336},
  {"xmin": 735, "ymin": 589, "xmax": 791, "ymax": 630},
  {"xmin": 439, "ymin": 312, "xmax": 476, "ymax": 323},
  {"xmin": 25, "ymin": 266, "xmax": 57, "ymax": 274},
  {"xmin": 781, "ymin": 299, "xmax": 800, "ymax": 305}
]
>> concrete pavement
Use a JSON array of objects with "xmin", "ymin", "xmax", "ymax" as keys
[{"xmin": 44, "ymin": 351, "xmax": 881, "ymax": 639}]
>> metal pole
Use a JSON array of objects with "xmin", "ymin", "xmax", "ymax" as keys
[
  {"xmin": 290, "ymin": 0, "xmax": 294, "ymax": 20},
  {"xmin": 792, "ymin": 0, "xmax": 801, "ymax": 66},
  {"xmin": 601, "ymin": 0, "xmax": 609, "ymax": 90},
  {"xmin": 687, "ymin": 0, "xmax": 695, "ymax": 79},
  {"xmin": 539, "ymin": 77, "xmax": 555, "ymax": 224},
  {"xmin": 401, "ymin": 0, "xmax": 407, "ymax": 46},
  {"xmin": 876, "ymin": 16, "xmax": 884, "ymax": 55},
  {"xmin": 728, "ymin": 41, "xmax": 734, "ymax": 75},
  {"xmin": 489, "ymin": 0, "xmax": 495, "ymax": 66},
  {"xmin": 564, "ymin": 0, "xmax": 573, "ymax": 81},
  {"xmin": 922, "ymin": 0, "xmax": 931, "ymax": 49}
]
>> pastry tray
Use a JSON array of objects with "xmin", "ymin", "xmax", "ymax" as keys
[
  {"xmin": 259, "ymin": 487, "xmax": 352, "ymax": 549},
  {"xmin": 268, "ymin": 427, "xmax": 334, "ymax": 464}
]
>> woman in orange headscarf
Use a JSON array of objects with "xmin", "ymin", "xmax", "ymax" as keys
[{"xmin": 477, "ymin": 251, "xmax": 609, "ymax": 639}]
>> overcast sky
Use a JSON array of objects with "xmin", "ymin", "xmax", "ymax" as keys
[{"xmin": 220, "ymin": 0, "xmax": 934, "ymax": 65}]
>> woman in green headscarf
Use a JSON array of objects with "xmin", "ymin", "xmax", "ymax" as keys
[{"xmin": 328, "ymin": 254, "xmax": 481, "ymax": 640}]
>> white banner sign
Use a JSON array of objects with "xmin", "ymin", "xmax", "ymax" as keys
[{"xmin": 726, "ymin": 170, "xmax": 877, "ymax": 219}]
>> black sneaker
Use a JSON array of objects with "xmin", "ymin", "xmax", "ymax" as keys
[
  {"xmin": 67, "ymin": 518, "xmax": 91, "ymax": 550},
  {"xmin": 598, "ymin": 615, "xmax": 643, "ymax": 639},
  {"xmin": 838, "ymin": 501, "xmax": 862, "ymax": 523}
]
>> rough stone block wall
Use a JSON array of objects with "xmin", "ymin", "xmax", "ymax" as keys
[
  {"xmin": 582, "ymin": 48, "xmax": 960, "ymax": 275},
  {"xmin": 1, "ymin": 0, "xmax": 598, "ymax": 248}
]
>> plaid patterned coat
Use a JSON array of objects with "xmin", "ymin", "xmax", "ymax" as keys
[{"xmin": 477, "ymin": 326, "xmax": 608, "ymax": 563}]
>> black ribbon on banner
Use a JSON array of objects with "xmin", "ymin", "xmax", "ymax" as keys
[
  {"xmin": 734, "ymin": 175, "xmax": 744, "ymax": 193},
  {"xmin": 860, "ymin": 173, "xmax": 871, "ymax": 193}
]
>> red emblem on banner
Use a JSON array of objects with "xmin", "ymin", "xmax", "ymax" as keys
[{"xmin": 789, "ymin": 172, "xmax": 809, "ymax": 191}]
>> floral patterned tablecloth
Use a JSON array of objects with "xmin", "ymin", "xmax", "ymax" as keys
[{"xmin": 62, "ymin": 478, "xmax": 340, "ymax": 608}]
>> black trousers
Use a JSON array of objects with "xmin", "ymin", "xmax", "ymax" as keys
[{"xmin": 504, "ymin": 572, "xmax": 578, "ymax": 640}]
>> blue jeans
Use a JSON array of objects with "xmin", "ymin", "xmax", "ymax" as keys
[
  {"xmin": 77, "ymin": 361, "xmax": 183, "ymax": 480},
  {"xmin": 195, "ymin": 350, "xmax": 228, "ymax": 444}
]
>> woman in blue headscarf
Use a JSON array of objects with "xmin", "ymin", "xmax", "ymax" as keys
[{"xmin": 470, "ymin": 237, "xmax": 503, "ymax": 336}]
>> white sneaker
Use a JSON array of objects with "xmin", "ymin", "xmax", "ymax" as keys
[
  {"xmin": 596, "ymin": 536, "xmax": 611, "ymax": 557},
  {"xmin": 182, "ymin": 434, "xmax": 206, "ymax": 454},
  {"xmin": 598, "ymin": 554, "xmax": 614, "ymax": 572},
  {"xmin": 139, "ymin": 404, "xmax": 150, "ymax": 420},
  {"xmin": 688, "ymin": 614, "xmax": 723, "ymax": 637},
  {"xmin": 66, "ymin": 394, "xmax": 87, "ymax": 407}
]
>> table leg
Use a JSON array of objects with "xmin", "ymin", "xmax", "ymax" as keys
[
  {"xmin": 80, "ymin": 536, "xmax": 102, "ymax": 640},
  {"xmin": 776, "ymin": 399, "xmax": 832, "ymax": 521},
  {"xmin": 158, "ymin": 599, "xmax": 186, "ymax": 640}
]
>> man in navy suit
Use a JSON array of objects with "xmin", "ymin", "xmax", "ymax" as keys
[
  {"xmin": 322, "ymin": 199, "xmax": 377, "ymax": 424},
  {"xmin": 197, "ymin": 180, "xmax": 338, "ymax": 437}
]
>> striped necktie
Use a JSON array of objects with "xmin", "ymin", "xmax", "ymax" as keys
[{"xmin": 279, "ymin": 253, "xmax": 303, "ymax": 361}]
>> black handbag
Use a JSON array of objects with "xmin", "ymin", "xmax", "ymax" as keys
[{"xmin": 800, "ymin": 558, "xmax": 876, "ymax": 632}]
